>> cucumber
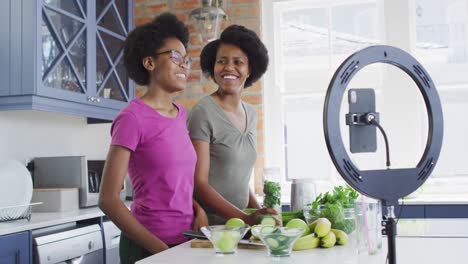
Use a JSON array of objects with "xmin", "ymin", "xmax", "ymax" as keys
[
  {"xmin": 261, "ymin": 216, "xmax": 276, "ymax": 226},
  {"xmin": 276, "ymin": 235, "xmax": 288, "ymax": 242},
  {"xmin": 266, "ymin": 237, "xmax": 280, "ymax": 249},
  {"xmin": 243, "ymin": 208, "xmax": 257, "ymax": 214},
  {"xmin": 261, "ymin": 226, "xmax": 277, "ymax": 234}
]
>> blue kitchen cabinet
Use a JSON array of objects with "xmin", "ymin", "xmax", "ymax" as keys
[
  {"xmin": 0, "ymin": 231, "xmax": 31, "ymax": 264},
  {"xmin": 381, "ymin": 204, "xmax": 468, "ymax": 218},
  {"xmin": 390, "ymin": 205, "xmax": 425, "ymax": 218},
  {"xmin": 425, "ymin": 205, "xmax": 468, "ymax": 218},
  {"xmin": 0, "ymin": 0, "xmax": 134, "ymax": 120}
]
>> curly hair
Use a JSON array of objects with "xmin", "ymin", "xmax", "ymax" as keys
[
  {"xmin": 200, "ymin": 25, "xmax": 269, "ymax": 88},
  {"xmin": 123, "ymin": 13, "xmax": 189, "ymax": 86}
]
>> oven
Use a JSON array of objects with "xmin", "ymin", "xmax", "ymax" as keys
[{"xmin": 32, "ymin": 223, "xmax": 103, "ymax": 264}]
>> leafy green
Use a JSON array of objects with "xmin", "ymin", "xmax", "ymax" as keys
[
  {"xmin": 263, "ymin": 180, "xmax": 281, "ymax": 208},
  {"xmin": 309, "ymin": 185, "xmax": 359, "ymax": 234},
  {"xmin": 311, "ymin": 185, "xmax": 358, "ymax": 209}
]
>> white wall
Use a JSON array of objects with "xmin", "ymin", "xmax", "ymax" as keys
[{"xmin": 0, "ymin": 110, "xmax": 111, "ymax": 164}]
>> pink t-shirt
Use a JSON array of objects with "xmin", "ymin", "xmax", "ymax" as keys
[{"xmin": 111, "ymin": 98, "xmax": 197, "ymax": 245}]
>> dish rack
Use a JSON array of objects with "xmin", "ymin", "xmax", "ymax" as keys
[{"xmin": 0, "ymin": 202, "xmax": 42, "ymax": 222}]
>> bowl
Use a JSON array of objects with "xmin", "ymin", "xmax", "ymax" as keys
[
  {"xmin": 251, "ymin": 226, "xmax": 304, "ymax": 257},
  {"xmin": 200, "ymin": 225, "xmax": 250, "ymax": 254},
  {"xmin": 303, "ymin": 204, "xmax": 356, "ymax": 234}
]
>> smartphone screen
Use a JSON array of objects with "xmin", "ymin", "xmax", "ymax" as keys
[{"xmin": 348, "ymin": 88, "xmax": 377, "ymax": 153}]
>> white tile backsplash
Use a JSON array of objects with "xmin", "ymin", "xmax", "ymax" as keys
[{"xmin": 0, "ymin": 110, "xmax": 111, "ymax": 165}]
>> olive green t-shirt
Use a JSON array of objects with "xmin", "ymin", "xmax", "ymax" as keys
[{"xmin": 187, "ymin": 96, "xmax": 257, "ymax": 225}]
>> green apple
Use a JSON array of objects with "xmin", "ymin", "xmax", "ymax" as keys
[
  {"xmin": 225, "ymin": 218, "xmax": 245, "ymax": 229},
  {"xmin": 285, "ymin": 218, "xmax": 310, "ymax": 236}
]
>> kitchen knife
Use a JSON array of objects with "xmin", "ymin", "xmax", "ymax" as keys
[{"xmin": 183, "ymin": 230, "xmax": 264, "ymax": 246}]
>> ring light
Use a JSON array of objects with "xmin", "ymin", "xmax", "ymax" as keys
[{"xmin": 323, "ymin": 45, "xmax": 443, "ymax": 264}]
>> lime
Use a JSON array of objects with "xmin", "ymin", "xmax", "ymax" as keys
[
  {"xmin": 285, "ymin": 218, "xmax": 310, "ymax": 236},
  {"xmin": 216, "ymin": 231, "xmax": 240, "ymax": 252},
  {"xmin": 225, "ymin": 218, "xmax": 245, "ymax": 228}
]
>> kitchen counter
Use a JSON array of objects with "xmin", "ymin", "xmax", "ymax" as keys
[
  {"xmin": 137, "ymin": 219, "xmax": 468, "ymax": 264},
  {"xmin": 0, "ymin": 202, "xmax": 131, "ymax": 236}
]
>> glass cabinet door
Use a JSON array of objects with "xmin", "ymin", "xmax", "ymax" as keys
[
  {"xmin": 41, "ymin": 0, "xmax": 87, "ymax": 95},
  {"xmin": 96, "ymin": 0, "xmax": 129, "ymax": 102}
]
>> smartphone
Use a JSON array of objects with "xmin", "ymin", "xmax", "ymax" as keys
[
  {"xmin": 183, "ymin": 230, "xmax": 207, "ymax": 240},
  {"xmin": 348, "ymin": 88, "xmax": 377, "ymax": 153}
]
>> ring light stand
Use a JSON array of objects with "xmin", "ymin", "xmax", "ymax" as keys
[{"xmin": 323, "ymin": 45, "xmax": 443, "ymax": 264}]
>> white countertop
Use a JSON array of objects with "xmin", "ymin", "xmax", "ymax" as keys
[
  {"xmin": 0, "ymin": 206, "xmax": 104, "ymax": 236},
  {"xmin": 397, "ymin": 219, "xmax": 468, "ymax": 237},
  {"xmin": 0, "ymin": 202, "xmax": 131, "ymax": 236},
  {"xmin": 137, "ymin": 219, "xmax": 468, "ymax": 264}
]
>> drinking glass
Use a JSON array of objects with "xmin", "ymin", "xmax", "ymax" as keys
[{"xmin": 354, "ymin": 198, "xmax": 381, "ymax": 255}]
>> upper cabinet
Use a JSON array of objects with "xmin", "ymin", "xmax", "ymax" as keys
[{"xmin": 0, "ymin": 0, "xmax": 134, "ymax": 120}]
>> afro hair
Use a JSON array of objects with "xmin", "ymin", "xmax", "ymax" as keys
[
  {"xmin": 200, "ymin": 25, "xmax": 269, "ymax": 88},
  {"xmin": 123, "ymin": 13, "xmax": 189, "ymax": 86}
]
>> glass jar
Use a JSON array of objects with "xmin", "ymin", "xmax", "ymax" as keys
[
  {"xmin": 303, "ymin": 204, "xmax": 356, "ymax": 234},
  {"xmin": 263, "ymin": 167, "xmax": 282, "ymax": 225}
]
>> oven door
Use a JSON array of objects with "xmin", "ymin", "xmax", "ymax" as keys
[{"xmin": 33, "ymin": 224, "xmax": 103, "ymax": 264}]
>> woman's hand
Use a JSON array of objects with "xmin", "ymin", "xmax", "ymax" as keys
[
  {"xmin": 192, "ymin": 200, "xmax": 208, "ymax": 231},
  {"xmin": 192, "ymin": 210, "xmax": 208, "ymax": 231},
  {"xmin": 241, "ymin": 207, "xmax": 280, "ymax": 226}
]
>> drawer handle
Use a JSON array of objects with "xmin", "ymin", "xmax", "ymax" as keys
[{"xmin": 88, "ymin": 240, "xmax": 95, "ymax": 250}]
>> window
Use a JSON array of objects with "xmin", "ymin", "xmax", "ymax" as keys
[
  {"xmin": 413, "ymin": 0, "xmax": 468, "ymax": 195},
  {"xmin": 263, "ymin": 0, "xmax": 468, "ymax": 201}
]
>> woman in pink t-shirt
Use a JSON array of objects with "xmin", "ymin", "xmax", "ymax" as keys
[{"xmin": 99, "ymin": 13, "xmax": 207, "ymax": 263}]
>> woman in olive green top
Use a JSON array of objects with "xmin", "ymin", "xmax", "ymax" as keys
[{"xmin": 187, "ymin": 25, "xmax": 275, "ymax": 225}]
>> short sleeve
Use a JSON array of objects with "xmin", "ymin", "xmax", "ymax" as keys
[
  {"xmin": 110, "ymin": 111, "xmax": 141, "ymax": 151},
  {"xmin": 187, "ymin": 105, "xmax": 211, "ymax": 143}
]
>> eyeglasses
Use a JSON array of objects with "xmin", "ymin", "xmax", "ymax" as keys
[{"xmin": 154, "ymin": 49, "xmax": 192, "ymax": 69}]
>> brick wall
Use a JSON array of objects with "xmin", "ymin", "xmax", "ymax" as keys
[{"xmin": 134, "ymin": 0, "xmax": 265, "ymax": 194}]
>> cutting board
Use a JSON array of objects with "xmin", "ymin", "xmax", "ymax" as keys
[{"xmin": 190, "ymin": 238, "xmax": 265, "ymax": 250}]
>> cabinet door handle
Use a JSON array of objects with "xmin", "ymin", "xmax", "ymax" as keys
[
  {"xmin": 87, "ymin": 96, "xmax": 102, "ymax": 103},
  {"xmin": 15, "ymin": 250, "xmax": 20, "ymax": 264}
]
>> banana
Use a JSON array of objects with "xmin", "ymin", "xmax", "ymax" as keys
[
  {"xmin": 331, "ymin": 229, "xmax": 348, "ymax": 245},
  {"xmin": 320, "ymin": 231, "xmax": 336, "ymax": 248},
  {"xmin": 314, "ymin": 218, "xmax": 331, "ymax": 238},
  {"xmin": 292, "ymin": 234, "xmax": 320, "ymax": 251}
]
